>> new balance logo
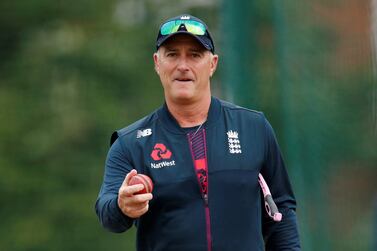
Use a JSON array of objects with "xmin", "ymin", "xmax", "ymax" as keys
[{"xmin": 137, "ymin": 128, "xmax": 152, "ymax": 138}]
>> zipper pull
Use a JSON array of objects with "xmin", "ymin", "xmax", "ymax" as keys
[{"xmin": 204, "ymin": 194, "xmax": 209, "ymax": 206}]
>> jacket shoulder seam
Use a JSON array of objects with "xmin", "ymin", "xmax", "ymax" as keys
[
  {"xmin": 117, "ymin": 111, "xmax": 159, "ymax": 138},
  {"xmin": 220, "ymin": 100, "xmax": 264, "ymax": 116}
]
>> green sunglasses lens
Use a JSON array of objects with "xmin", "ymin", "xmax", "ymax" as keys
[
  {"xmin": 160, "ymin": 20, "xmax": 206, "ymax": 35},
  {"xmin": 185, "ymin": 21, "xmax": 206, "ymax": 35},
  {"xmin": 160, "ymin": 21, "xmax": 177, "ymax": 35}
]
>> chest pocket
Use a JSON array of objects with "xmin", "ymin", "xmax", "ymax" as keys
[{"xmin": 206, "ymin": 127, "xmax": 264, "ymax": 173}]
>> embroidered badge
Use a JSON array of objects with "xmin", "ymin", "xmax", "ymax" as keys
[
  {"xmin": 227, "ymin": 130, "xmax": 242, "ymax": 154},
  {"xmin": 150, "ymin": 143, "xmax": 175, "ymax": 169},
  {"xmin": 151, "ymin": 143, "xmax": 172, "ymax": 161}
]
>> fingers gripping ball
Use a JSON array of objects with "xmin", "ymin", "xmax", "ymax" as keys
[{"xmin": 129, "ymin": 174, "xmax": 154, "ymax": 194}]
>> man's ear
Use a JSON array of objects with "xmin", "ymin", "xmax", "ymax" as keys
[
  {"xmin": 153, "ymin": 52, "xmax": 159, "ymax": 75},
  {"xmin": 210, "ymin": 54, "xmax": 219, "ymax": 77}
]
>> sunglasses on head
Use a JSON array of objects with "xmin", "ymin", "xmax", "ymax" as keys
[{"xmin": 160, "ymin": 20, "xmax": 207, "ymax": 36}]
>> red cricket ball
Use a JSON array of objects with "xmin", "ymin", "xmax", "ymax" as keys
[{"xmin": 129, "ymin": 174, "xmax": 154, "ymax": 194}]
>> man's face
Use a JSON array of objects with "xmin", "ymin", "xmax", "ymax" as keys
[{"xmin": 153, "ymin": 34, "xmax": 218, "ymax": 104}]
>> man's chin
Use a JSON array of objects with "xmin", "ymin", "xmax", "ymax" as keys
[{"xmin": 170, "ymin": 93, "xmax": 196, "ymax": 104}]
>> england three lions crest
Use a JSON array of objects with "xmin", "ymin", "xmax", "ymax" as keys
[{"xmin": 227, "ymin": 130, "xmax": 242, "ymax": 154}]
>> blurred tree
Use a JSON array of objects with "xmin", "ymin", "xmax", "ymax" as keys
[
  {"xmin": 0, "ymin": 1, "xmax": 218, "ymax": 250},
  {"xmin": 0, "ymin": 0, "xmax": 376, "ymax": 250}
]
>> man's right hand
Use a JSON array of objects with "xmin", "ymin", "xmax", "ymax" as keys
[{"xmin": 117, "ymin": 169, "xmax": 153, "ymax": 218}]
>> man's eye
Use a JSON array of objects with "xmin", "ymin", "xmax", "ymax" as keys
[
  {"xmin": 166, "ymin": 52, "xmax": 176, "ymax": 57},
  {"xmin": 192, "ymin": 53, "xmax": 201, "ymax": 58}
]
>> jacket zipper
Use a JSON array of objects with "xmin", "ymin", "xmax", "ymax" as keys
[
  {"xmin": 204, "ymin": 192, "xmax": 212, "ymax": 251},
  {"xmin": 187, "ymin": 130, "xmax": 212, "ymax": 251}
]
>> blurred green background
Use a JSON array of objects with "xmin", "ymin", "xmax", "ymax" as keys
[{"xmin": 1, "ymin": 0, "xmax": 376, "ymax": 250}]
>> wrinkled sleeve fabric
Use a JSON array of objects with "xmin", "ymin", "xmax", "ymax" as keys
[
  {"xmin": 95, "ymin": 134, "xmax": 134, "ymax": 233},
  {"xmin": 261, "ymin": 116, "xmax": 301, "ymax": 251}
]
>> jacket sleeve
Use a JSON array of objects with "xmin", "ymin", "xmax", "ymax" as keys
[
  {"xmin": 260, "ymin": 116, "xmax": 301, "ymax": 250},
  {"xmin": 95, "ymin": 134, "xmax": 134, "ymax": 233}
]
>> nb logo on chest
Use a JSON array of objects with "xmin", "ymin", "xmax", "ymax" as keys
[{"xmin": 137, "ymin": 128, "xmax": 152, "ymax": 138}]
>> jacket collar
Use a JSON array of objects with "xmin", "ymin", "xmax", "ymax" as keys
[{"xmin": 157, "ymin": 96, "xmax": 221, "ymax": 134}]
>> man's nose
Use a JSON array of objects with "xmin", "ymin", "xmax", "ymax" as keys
[{"xmin": 176, "ymin": 57, "xmax": 189, "ymax": 72}]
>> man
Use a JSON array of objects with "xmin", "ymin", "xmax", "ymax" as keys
[{"xmin": 95, "ymin": 14, "xmax": 301, "ymax": 251}]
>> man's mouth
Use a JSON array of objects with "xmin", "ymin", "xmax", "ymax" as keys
[{"xmin": 175, "ymin": 78, "xmax": 193, "ymax": 82}]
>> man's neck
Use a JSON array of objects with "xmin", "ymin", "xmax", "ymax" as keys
[{"xmin": 166, "ymin": 95, "xmax": 211, "ymax": 128}]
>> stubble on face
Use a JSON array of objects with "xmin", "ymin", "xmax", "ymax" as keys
[{"xmin": 154, "ymin": 35, "xmax": 218, "ymax": 105}]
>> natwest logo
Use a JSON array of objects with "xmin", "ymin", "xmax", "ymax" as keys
[{"xmin": 151, "ymin": 143, "xmax": 172, "ymax": 161}]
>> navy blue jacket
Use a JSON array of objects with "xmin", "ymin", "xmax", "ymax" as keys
[{"xmin": 95, "ymin": 97, "xmax": 300, "ymax": 251}]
